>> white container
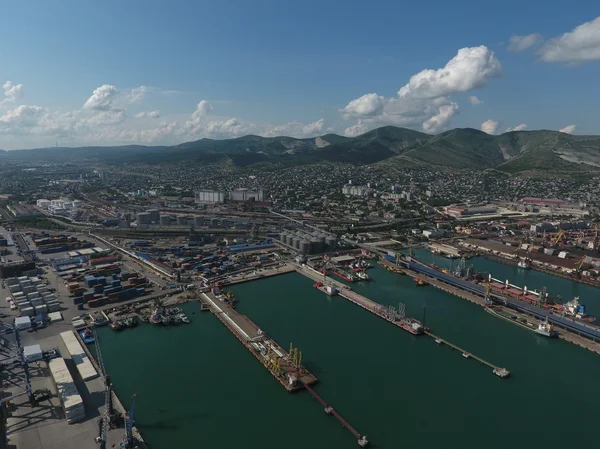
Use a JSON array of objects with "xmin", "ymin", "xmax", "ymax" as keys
[
  {"xmin": 15, "ymin": 316, "xmax": 32, "ymax": 329},
  {"xmin": 20, "ymin": 307, "xmax": 35, "ymax": 317},
  {"xmin": 34, "ymin": 304, "xmax": 48, "ymax": 314}
]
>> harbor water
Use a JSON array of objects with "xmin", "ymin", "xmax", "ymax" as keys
[{"xmin": 97, "ymin": 259, "xmax": 600, "ymax": 449}]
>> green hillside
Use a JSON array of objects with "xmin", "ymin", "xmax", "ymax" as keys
[{"xmin": 4, "ymin": 126, "xmax": 600, "ymax": 175}]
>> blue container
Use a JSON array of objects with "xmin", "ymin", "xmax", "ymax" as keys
[
  {"xmin": 136, "ymin": 288, "xmax": 145, "ymax": 295},
  {"xmin": 77, "ymin": 303, "xmax": 85, "ymax": 310},
  {"xmin": 84, "ymin": 275, "xmax": 97, "ymax": 287},
  {"xmin": 112, "ymin": 273, "xmax": 118, "ymax": 280},
  {"xmin": 111, "ymin": 280, "xmax": 121, "ymax": 287},
  {"xmin": 74, "ymin": 296, "xmax": 84, "ymax": 305},
  {"xmin": 93, "ymin": 284, "xmax": 104, "ymax": 294},
  {"xmin": 96, "ymin": 276, "xmax": 106, "ymax": 285}
]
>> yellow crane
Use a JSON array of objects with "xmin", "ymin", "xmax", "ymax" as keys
[{"xmin": 552, "ymin": 230, "xmax": 565, "ymax": 246}]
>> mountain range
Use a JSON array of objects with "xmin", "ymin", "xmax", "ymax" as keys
[{"xmin": 2, "ymin": 126, "xmax": 600, "ymax": 175}]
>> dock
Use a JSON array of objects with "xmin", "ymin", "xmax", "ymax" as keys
[
  {"xmin": 304, "ymin": 383, "xmax": 368, "ymax": 447},
  {"xmin": 200, "ymin": 292, "xmax": 317, "ymax": 391},
  {"xmin": 425, "ymin": 331, "xmax": 510, "ymax": 378}
]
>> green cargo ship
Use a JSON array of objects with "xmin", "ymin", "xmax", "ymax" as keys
[{"xmin": 484, "ymin": 305, "xmax": 557, "ymax": 337}]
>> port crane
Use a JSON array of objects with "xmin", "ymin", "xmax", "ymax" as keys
[
  {"xmin": 92, "ymin": 325, "xmax": 113, "ymax": 449},
  {"xmin": 552, "ymin": 230, "xmax": 565, "ymax": 247},
  {"xmin": 121, "ymin": 394, "xmax": 137, "ymax": 449}
]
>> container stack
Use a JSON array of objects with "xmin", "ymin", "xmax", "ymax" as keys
[
  {"xmin": 49, "ymin": 357, "xmax": 86, "ymax": 424},
  {"xmin": 5, "ymin": 275, "xmax": 61, "ymax": 316}
]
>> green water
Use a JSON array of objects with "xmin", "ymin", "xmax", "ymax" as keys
[{"xmin": 97, "ymin": 261, "xmax": 600, "ymax": 449}]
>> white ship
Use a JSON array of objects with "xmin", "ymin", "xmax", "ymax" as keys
[{"xmin": 517, "ymin": 259, "xmax": 531, "ymax": 269}]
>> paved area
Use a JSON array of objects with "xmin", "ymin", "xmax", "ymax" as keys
[{"xmin": 4, "ymin": 335, "xmax": 123, "ymax": 449}]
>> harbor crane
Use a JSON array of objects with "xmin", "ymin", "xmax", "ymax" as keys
[
  {"xmin": 121, "ymin": 394, "xmax": 137, "ymax": 449},
  {"xmin": 92, "ymin": 325, "xmax": 113, "ymax": 449}
]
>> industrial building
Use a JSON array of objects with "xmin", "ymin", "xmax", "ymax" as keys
[
  {"xmin": 195, "ymin": 190, "xmax": 226, "ymax": 204},
  {"xmin": 278, "ymin": 230, "xmax": 336, "ymax": 255},
  {"xmin": 136, "ymin": 212, "xmax": 152, "ymax": 226},
  {"xmin": 229, "ymin": 188, "xmax": 264, "ymax": 202}
]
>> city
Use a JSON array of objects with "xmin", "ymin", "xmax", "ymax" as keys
[{"xmin": 1, "ymin": 3, "xmax": 600, "ymax": 449}]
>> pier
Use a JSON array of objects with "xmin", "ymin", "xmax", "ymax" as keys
[
  {"xmin": 200, "ymin": 292, "xmax": 318, "ymax": 391},
  {"xmin": 299, "ymin": 261, "xmax": 511, "ymax": 377},
  {"xmin": 425, "ymin": 331, "xmax": 510, "ymax": 378},
  {"xmin": 303, "ymin": 383, "xmax": 368, "ymax": 447}
]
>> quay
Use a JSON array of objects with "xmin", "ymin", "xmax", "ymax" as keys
[
  {"xmin": 200, "ymin": 292, "xmax": 317, "ymax": 391},
  {"xmin": 391, "ymin": 255, "xmax": 600, "ymax": 356},
  {"xmin": 220, "ymin": 263, "xmax": 296, "ymax": 286}
]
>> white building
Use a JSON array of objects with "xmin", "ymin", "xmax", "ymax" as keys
[
  {"xmin": 195, "ymin": 190, "xmax": 225, "ymax": 204},
  {"xmin": 342, "ymin": 184, "xmax": 370, "ymax": 197}
]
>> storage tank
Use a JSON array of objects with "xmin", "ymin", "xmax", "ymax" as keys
[
  {"xmin": 147, "ymin": 209, "xmax": 160, "ymax": 222},
  {"xmin": 292, "ymin": 237, "xmax": 301, "ymax": 250},
  {"xmin": 136, "ymin": 212, "xmax": 152, "ymax": 225},
  {"xmin": 299, "ymin": 240, "xmax": 310, "ymax": 254},
  {"xmin": 285, "ymin": 235, "xmax": 294, "ymax": 246},
  {"xmin": 319, "ymin": 234, "xmax": 327, "ymax": 245},
  {"xmin": 210, "ymin": 218, "xmax": 219, "ymax": 227},
  {"xmin": 310, "ymin": 237, "xmax": 321, "ymax": 254},
  {"xmin": 176, "ymin": 215, "xmax": 188, "ymax": 226},
  {"xmin": 279, "ymin": 232, "xmax": 287, "ymax": 242},
  {"xmin": 159, "ymin": 215, "xmax": 171, "ymax": 226},
  {"xmin": 194, "ymin": 216, "xmax": 205, "ymax": 227},
  {"xmin": 325, "ymin": 236, "xmax": 336, "ymax": 249}
]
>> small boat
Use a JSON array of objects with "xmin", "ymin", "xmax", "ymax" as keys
[
  {"xmin": 110, "ymin": 321, "xmax": 124, "ymax": 331},
  {"xmin": 413, "ymin": 277, "xmax": 427, "ymax": 287},
  {"xmin": 80, "ymin": 328, "xmax": 95, "ymax": 344},
  {"xmin": 462, "ymin": 352, "xmax": 471, "ymax": 359},
  {"xmin": 517, "ymin": 259, "xmax": 531, "ymax": 269},
  {"xmin": 357, "ymin": 271, "xmax": 370, "ymax": 281},
  {"xmin": 435, "ymin": 338, "xmax": 442, "ymax": 344}
]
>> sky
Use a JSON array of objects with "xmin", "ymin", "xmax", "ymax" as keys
[{"xmin": 0, "ymin": 1, "xmax": 599, "ymax": 149}]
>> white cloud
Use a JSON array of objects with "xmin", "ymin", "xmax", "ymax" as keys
[
  {"xmin": 1, "ymin": 81, "xmax": 23, "ymax": 104},
  {"xmin": 84, "ymin": 110, "xmax": 125, "ymax": 126},
  {"xmin": 262, "ymin": 118, "xmax": 326, "ymax": 138},
  {"xmin": 468, "ymin": 96, "xmax": 483, "ymax": 105},
  {"xmin": 422, "ymin": 103, "xmax": 459, "ymax": 133},
  {"xmin": 128, "ymin": 86, "xmax": 149, "ymax": 103},
  {"xmin": 508, "ymin": 34, "xmax": 543, "ymax": 52},
  {"xmin": 83, "ymin": 84, "xmax": 120, "ymax": 111},
  {"xmin": 135, "ymin": 110, "xmax": 161, "ymax": 119},
  {"xmin": 481, "ymin": 119, "xmax": 499, "ymax": 135},
  {"xmin": 0, "ymin": 105, "xmax": 45, "ymax": 128},
  {"xmin": 344, "ymin": 120, "xmax": 369, "ymax": 137},
  {"xmin": 341, "ymin": 93, "xmax": 386, "ymax": 119},
  {"xmin": 397, "ymin": 46, "xmax": 501, "ymax": 99},
  {"xmin": 559, "ymin": 124, "xmax": 576, "ymax": 134},
  {"xmin": 340, "ymin": 46, "xmax": 501, "ymax": 134},
  {"xmin": 539, "ymin": 16, "xmax": 600, "ymax": 63},
  {"xmin": 505, "ymin": 124, "xmax": 528, "ymax": 132}
]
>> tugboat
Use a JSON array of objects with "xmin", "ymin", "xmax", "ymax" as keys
[
  {"xmin": 80, "ymin": 327, "xmax": 95, "ymax": 344},
  {"xmin": 110, "ymin": 321, "xmax": 124, "ymax": 331},
  {"xmin": 149, "ymin": 307, "xmax": 163, "ymax": 325},
  {"xmin": 413, "ymin": 277, "xmax": 427, "ymax": 287},
  {"xmin": 357, "ymin": 271, "xmax": 370, "ymax": 281},
  {"xmin": 517, "ymin": 259, "xmax": 531, "ymax": 269}
]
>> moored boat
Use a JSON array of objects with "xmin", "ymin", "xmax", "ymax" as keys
[{"xmin": 485, "ymin": 305, "xmax": 557, "ymax": 337}]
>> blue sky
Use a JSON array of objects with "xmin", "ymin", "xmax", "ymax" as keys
[{"xmin": 0, "ymin": 0, "xmax": 599, "ymax": 149}]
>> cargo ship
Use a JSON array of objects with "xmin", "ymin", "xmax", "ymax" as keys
[
  {"xmin": 486, "ymin": 278, "xmax": 593, "ymax": 321},
  {"xmin": 485, "ymin": 305, "xmax": 557, "ymax": 337},
  {"xmin": 331, "ymin": 268, "xmax": 357, "ymax": 282}
]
